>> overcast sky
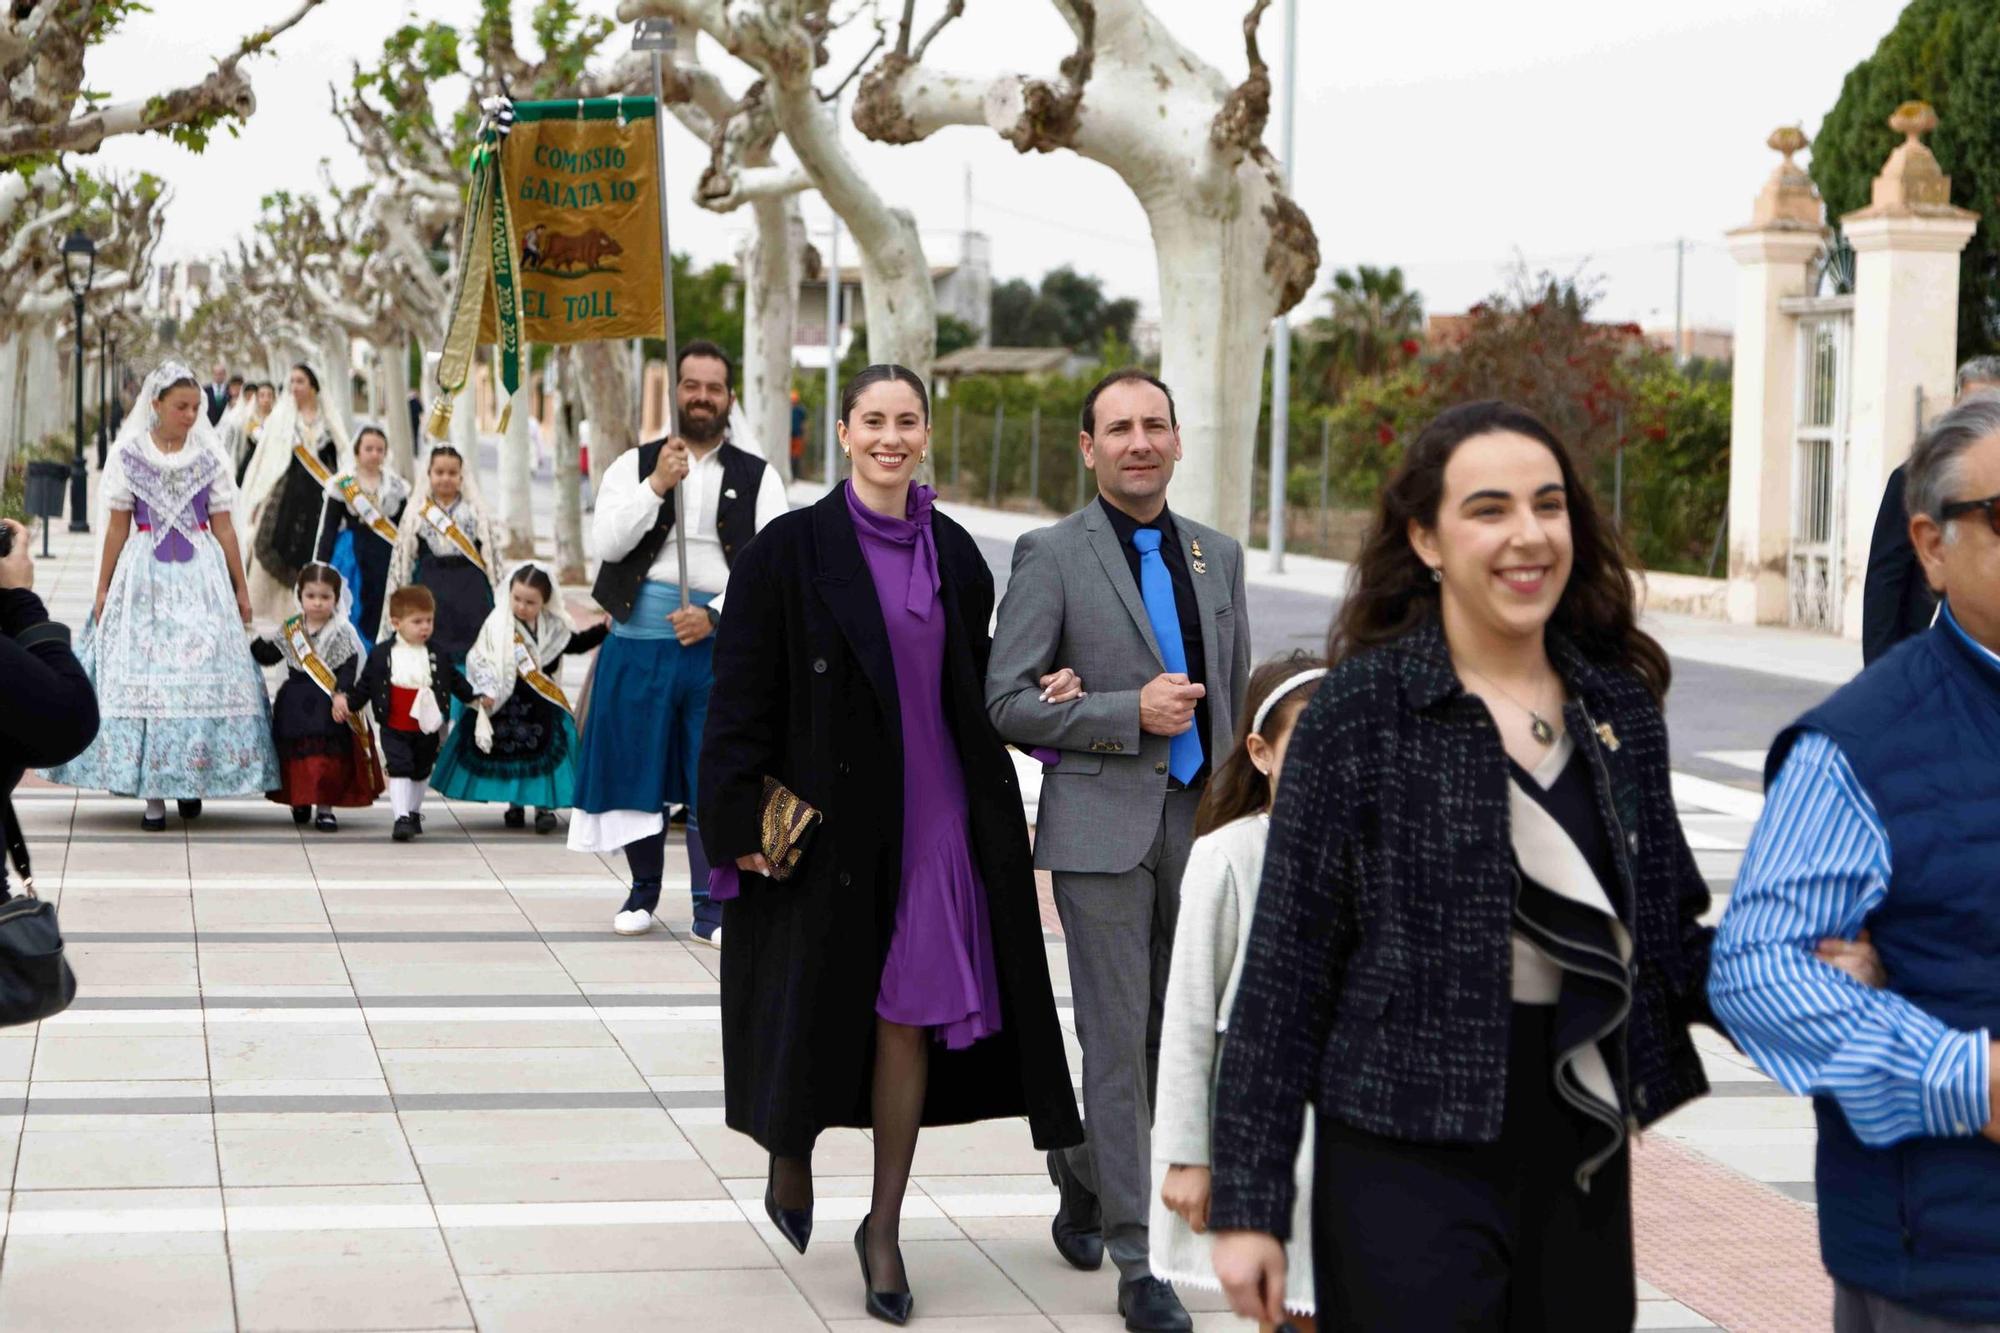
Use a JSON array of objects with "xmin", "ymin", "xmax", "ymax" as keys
[{"xmin": 84, "ymin": 0, "xmax": 1911, "ymax": 332}]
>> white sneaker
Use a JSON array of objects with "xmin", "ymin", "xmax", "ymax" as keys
[{"xmin": 612, "ymin": 909, "xmax": 654, "ymax": 936}]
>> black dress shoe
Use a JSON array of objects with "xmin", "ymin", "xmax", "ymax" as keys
[
  {"xmin": 533, "ymin": 809, "xmax": 557, "ymax": 835},
  {"xmin": 177, "ymin": 799, "xmax": 203, "ymax": 820},
  {"xmin": 1117, "ymin": 1276, "xmax": 1192, "ymax": 1333},
  {"xmin": 392, "ymin": 816, "xmax": 416, "ymax": 843},
  {"xmin": 140, "ymin": 814, "xmax": 166, "ymax": 833},
  {"xmin": 764, "ymin": 1157, "xmax": 813, "ymax": 1255},
  {"xmin": 1047, "ymin": 1149, "xmax": 1104, "ymax": 1271},
  {"xmin": 503, "ymin": 805, "xmax": 525, "ymax": 829},
  {"xmin": 854, "ymin": 1217, "xmax": 913, "ymax": 1326},
  {"xmin": 291, "ymin": 805, "xmax": 311, "ymax": 826}
]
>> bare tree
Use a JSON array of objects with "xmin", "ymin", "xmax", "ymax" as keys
[
  {"xmin": 0, "ymin": 0, "xmax": 326, "ymax": 163},
  {"xmin": 621, "ymin": 0, "xmax": 940, "ymax": 384},
  {"xmin": 854, "ymin": 0, "xmax": 1320, "ymax": 537}
]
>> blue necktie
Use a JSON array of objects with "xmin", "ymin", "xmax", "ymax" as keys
[{"xmin": 1131, "ymin": 528, "xmax": 1203, "ymax": 783}]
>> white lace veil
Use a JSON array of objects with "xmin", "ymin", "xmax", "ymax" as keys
[
  {"xmin": 240, "ymin": 364, "xmax": 354, "ymax": 524},
  {"xmin": 97, "ymin": 360, "xmax": 233, "ymax": 571},
  {"xmin": 468, "ymin": 558, "xmax": 573, "ymax": 749},
  {"xmin": 282, "ymin": 560, "xmax": 365, "ymax": 673}
]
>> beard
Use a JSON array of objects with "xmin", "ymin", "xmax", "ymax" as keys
[{"xmin": 680, "ymin": 402, "xmax": 727, "ymax": 444}]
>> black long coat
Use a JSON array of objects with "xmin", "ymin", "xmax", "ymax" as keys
[{"xmin": 698, "ymin": 486, "xmax": 1083, "ymax": 1157}]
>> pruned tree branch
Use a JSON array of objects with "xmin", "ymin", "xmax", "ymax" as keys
[{"xmin": 0, "ymin": 0, "xmax": 326, "ymax": 162}]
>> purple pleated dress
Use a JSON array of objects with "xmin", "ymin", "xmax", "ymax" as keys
[{"xmin": 848, "ymin": 482, "xmax": 1004, "ymax": 1050}]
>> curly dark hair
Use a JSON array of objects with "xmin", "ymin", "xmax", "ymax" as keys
[{"xmin": 1328, "ymin": 399, "xmax": 1670, "ymax": 703}]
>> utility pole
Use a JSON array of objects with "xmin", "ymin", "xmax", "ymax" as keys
[
  {"xmin": 1264, "ymin": 0, "xmax": 1298, "ymax": 572},
  {"xmin": 1673, "ymin": 236, "xmax": 1686, "ymax": 368},
  {"xmin": 824, "ymin": 210, "xmax": 841, "ymax": 487}
]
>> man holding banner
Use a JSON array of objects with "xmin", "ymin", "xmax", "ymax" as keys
[{"xmin": 568, "ymin": 341, "xmax": 786, "ymax": 940}]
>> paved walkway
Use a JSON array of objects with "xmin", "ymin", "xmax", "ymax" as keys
[{"xmin": 3, "ymin": 476, "xmax": 1842, "ymax": 1330}]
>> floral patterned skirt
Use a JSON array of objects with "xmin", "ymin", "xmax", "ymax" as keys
[{"xmin": 43, "ymin": 537, "xmax": 280, "ymax": 799}]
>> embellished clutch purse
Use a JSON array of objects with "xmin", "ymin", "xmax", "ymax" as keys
[{"xmin": 758, "ymin": 776, "xmax": 822, "ymax": 883}]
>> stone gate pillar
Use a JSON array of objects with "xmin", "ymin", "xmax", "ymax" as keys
[
  {"xmin": 1838, "ymin": 102, "xmax": 1977, "ymax": 636},
  {"xmin": 1725, "ymin": 127, "xmax": 1826, "ymax": 626}
]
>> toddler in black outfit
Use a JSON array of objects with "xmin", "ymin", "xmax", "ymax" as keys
[{"xmin": 334, "ymin": 583, "xmax": 473, "ymax": 840}]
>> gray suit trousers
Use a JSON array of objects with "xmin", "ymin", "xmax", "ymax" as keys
[{"xmin": 1053, "ymin": 786, "xmax": 1200, "ymax": 1282}]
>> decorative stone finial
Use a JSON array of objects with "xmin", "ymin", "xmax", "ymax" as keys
[
  {"xmin": 1746, "ymin": 124, "xmax": 1822, "ymax": 230},
  {"xmin": 1853, "ymin": 99, "xmax": 1963, "ymax": 216}
]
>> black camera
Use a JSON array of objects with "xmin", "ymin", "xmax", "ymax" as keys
[{"xmin": 0, "ymin": 522, "xmax": 12, "ymax": 559}]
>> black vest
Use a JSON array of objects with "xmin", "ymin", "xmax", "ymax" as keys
[{"xmin": 591, "ymin": 437, "xmax": 766, "ymax": 623}]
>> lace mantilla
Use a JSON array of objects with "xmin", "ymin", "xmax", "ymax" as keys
[{"xmin": 117, "ymin": 438, "xmax": 225, "ymax": 553}]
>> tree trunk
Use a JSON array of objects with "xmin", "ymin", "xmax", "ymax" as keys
[
  {"xmin": 741, "ymin": 197, "xmax": 803, "ymax": 478},
  {"xmin": 25, "ymin": 327, "xmax": 60, "ymax": 446},
  {"xmin": 551, "ymin": 348, "xmax": 586, "ymax": 586},
  {"xmin": 0, "ymin": 335, "xmax": 17, "ymax": 479},
  {"xmin": 575, "ymin": 339, "xmax": 636, "ymax": 476},
  {"xmin": 381, "ymin": 337, "xmax": 415, "ymax": 477},
  {"xmin": 320, "ymin": 328, "xmax": 354, "ymax": 438},
  {"xmin": 499, "ymin": 371, "xmax": 536, "ymax": 558}
]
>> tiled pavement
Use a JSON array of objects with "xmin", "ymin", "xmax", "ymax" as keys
[{"xmin": 10, "ymin": 512, "xmax": 1835, "ymax": 1330}]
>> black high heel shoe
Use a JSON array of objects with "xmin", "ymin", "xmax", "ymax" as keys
[
  {"xmin": 176, "ymin": 799, "xmax": 202, "ymax": 820},
  {"xmin": 764, "ymin": 1157, "xmax": 812, "ymax": 1255},
  {"xmin": 854, "ymin": 1216, "xmax": 913, "ymax": 1326}
]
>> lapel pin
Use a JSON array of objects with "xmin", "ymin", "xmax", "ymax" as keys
[
  {"xmin": 1192, "ymin": 559, "xmax": 1208, "ymax": 574},
  {"xmin": 1595, "ymin": 722, "xmax": 1621, "ymax": 752},
  {"xmin": 1190, "ymin": 538, "xmax": 1203, "ymax": 558}
]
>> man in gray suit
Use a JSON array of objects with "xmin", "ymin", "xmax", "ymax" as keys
[{"xmin": 988, "ymin": 368, "xmax": 1251, "ymax": 1333}]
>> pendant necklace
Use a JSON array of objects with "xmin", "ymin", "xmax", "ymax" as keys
[{"xmin": 1459, "ymin": 664, "xmax": 1560, "ymax": 745}]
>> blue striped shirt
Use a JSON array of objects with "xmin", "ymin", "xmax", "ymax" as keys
[{"xmin": 1710, "ymin": 727, "xmax": 1992, "ymax": 1147}]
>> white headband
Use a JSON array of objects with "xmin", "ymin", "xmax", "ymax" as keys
[{"xmin": 1250, "ymin": 667, "xmax": 1328, "ymax": 736}]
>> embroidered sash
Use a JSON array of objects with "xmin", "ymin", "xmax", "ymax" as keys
[
  {"xmin": 335, "ymin": 475, "xmax": 400, "ymax": 543},
  {"xmin": 514, "ymin": 634, "xmax": 570, "ymax": 712},
  {"xmin": 291, "ymin": 442, "xmax": 336, "ymax": 488},
  {"xmin": 284, "ymin": 615, "xmax": 377, "ymax": 754},
  {"xmin": 420, "ymin": 500, "xmax": 486, "ymax": 570}
]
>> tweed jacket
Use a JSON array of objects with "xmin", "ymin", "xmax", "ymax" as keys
[{"xmin": 1207, "ymin": 617, "xmax": 1715, "ymax": 1238}]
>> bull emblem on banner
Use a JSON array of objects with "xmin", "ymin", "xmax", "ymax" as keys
[{"xmin": 520, "ymin": 224, "xmax": 623, "ymax": 274}]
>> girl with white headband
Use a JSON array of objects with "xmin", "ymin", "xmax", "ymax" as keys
[{"xmin": 1150, "ymin": 651, "xmax": 1328, "ymax": 1333}]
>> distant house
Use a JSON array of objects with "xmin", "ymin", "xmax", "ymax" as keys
[
  {"xmin": 795, "ymin": 230, "xmax": 994, "ymax": 367},
  {"xmin": 931, "ymin": 346, "xmax": 1095, "ymax": 395}
]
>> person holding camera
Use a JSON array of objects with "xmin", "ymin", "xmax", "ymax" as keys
[{"xmin": 0, "ymin": 517, "xmax": 99, "ymax": 894}]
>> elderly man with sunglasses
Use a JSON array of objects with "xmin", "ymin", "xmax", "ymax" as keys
[{"xmin": 1711, "ymin": 391, "xmax": 2000, "ymax": 1333}]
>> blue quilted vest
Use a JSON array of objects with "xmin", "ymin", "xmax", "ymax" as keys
[{"xmin": 1765, "ymin": 613, "xmax": 2000, "ymax": 1320}]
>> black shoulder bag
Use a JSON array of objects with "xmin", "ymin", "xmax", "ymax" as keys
[{"xmin": 0, "ymin": 792, "xmax": 77, "ymax": 1027}]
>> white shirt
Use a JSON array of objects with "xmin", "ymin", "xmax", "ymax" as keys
[
  {"xmin": 388, "ymin": 639, "xmax": 432, "ymax": 689},
  {"xmin": 589, "ymin": 440, "xmax": 788, "ymax": 604}
]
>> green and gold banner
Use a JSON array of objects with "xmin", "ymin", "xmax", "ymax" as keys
[{"xmin": 479, "ymin": 97, "xmax": 664, "ymax": 347}]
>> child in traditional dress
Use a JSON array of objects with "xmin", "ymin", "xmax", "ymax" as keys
[
  {"xmin": 317, "ymin": 425, "xmax": 409, "ymax": 641},
  {"xmin": 1151, "ymin": 654, "xmax": 1326, "ymax": 1333},
  {"xmin": 43, "ymin": 361, "xmax": 280, "ymax": 830},
  {"xmin": 252, "ymin": 563, "xmax": 385, "ymax": 832},
  {"xmin": 334, "ymin": 584, "xmax": 474, "ymax": 842},
  {"xmin": 432, "ymin": 562, "xmax": 609, "ymax": 832},
  {"xmin": 383, "ymin": 444, "xmax": 495, "ymax": 672}
]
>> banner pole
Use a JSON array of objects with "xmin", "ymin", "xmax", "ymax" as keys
[{"xmin": 648, "ymin": 45, "xmax": 689, "ymax": 612}]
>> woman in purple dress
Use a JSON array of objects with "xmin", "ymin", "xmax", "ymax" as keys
[{"xmin": 699, "ymin": 365, "xmax": 1081, "ymax": 1325}]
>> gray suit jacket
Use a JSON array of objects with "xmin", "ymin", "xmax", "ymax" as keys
[{"xmin": 986, "ymin": 502, "xmax": 1252, "ymax": 875}]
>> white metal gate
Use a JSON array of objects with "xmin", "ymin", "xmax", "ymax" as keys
[{"xmin": 1790, "ymin": 311, "xmax": 1850, "ymax": 632}]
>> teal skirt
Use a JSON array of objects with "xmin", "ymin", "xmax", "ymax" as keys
[{"xmin": 431, "ymin": 685, "xmax": 581, "ymax": 809}]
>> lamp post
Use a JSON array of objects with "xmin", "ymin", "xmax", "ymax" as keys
[
  {"xmin": 60, "ymin": 228, "xmax": 96, "ymax": 533},
  {"xmin": 96, "ymin": 322, "xmax": 108, "ymax": 470}
]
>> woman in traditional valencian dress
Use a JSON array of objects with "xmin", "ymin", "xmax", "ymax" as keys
[
  {"xmin": 241, "ymin": 363, "xmax": 352, "ymax": 623},
  {"xmin": 382, "ymin": 443, "xmax": 497, "ymax": 669},
  {"xmin": 43, "ymin": 362, "xmax": 280, "ymax": 830},
  {"xmin": 316, "ymin": 424, "xmax": 410, "ymax": 641}
]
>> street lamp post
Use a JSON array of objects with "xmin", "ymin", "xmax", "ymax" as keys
[
  {"xmin": 60, "ymin": 228, "xmax": 96, "ymax": 534},
  {"xmin": 97, "ymin": 323, "xmax": 109, "ymax": 471}
]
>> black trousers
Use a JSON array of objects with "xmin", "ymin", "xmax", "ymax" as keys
[
  {"xmin": 1311, "ymin": 1005, "xmax": 1635, "ymax": 1332},
  {"xmin": 380, "ymin": 729, "xmax": 440, "ymax": 781}
]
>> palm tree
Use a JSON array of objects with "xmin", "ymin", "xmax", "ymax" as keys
[{"xmin": 1307, "ymin": 265, "xmax": 1424, "ymax": 400}]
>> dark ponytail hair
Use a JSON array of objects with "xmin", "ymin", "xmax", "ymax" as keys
[
  {"xmin": 354, "ymin": 425, "xmax": 389, "ymax": 454},
  {"xmin": 839, "ymin": 364, "xmax": 930, "ymax": 424},
  {"xmin": 425, "ymin": 444, "xmax": 463, "ymax": 472},
  {"xmin": 291, "ymin": 362, "xmax": 321, "ymax": 394},
  {"xmin": 509, "ymin": 565, "xmax": 556, "ymax": 601},
  {"xmin": 1193, "ymin": 650, "xmax": 1327, "ymax": 837},
  {"xmin": 294, "ymin": 561, "xmax": 344, "ymax": 600},
  {"xmin": 1328, "ymin": 399, "xmax": 1670, "ymax": 704}
]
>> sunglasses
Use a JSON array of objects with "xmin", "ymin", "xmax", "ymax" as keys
[{"xmin": 1940, "ymin": 492, "xmax": 2000, "ymax": 536}]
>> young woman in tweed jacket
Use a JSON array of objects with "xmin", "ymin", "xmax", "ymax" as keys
[{"xmin": 1202, "ymin": 401, "xmax": 1883, "ymax": 1331}]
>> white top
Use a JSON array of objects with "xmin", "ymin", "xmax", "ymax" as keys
[
  {"xmin": 1150, "ymin": 813, "xmax": 1315, "ymax": 1316},
  {"xmin": 388, "ymin": 639, "xmax": 431, "ymax": 689},
  {"xmin": 589, "ymin": 441, "xmax": 787, "ymax": 605}
]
